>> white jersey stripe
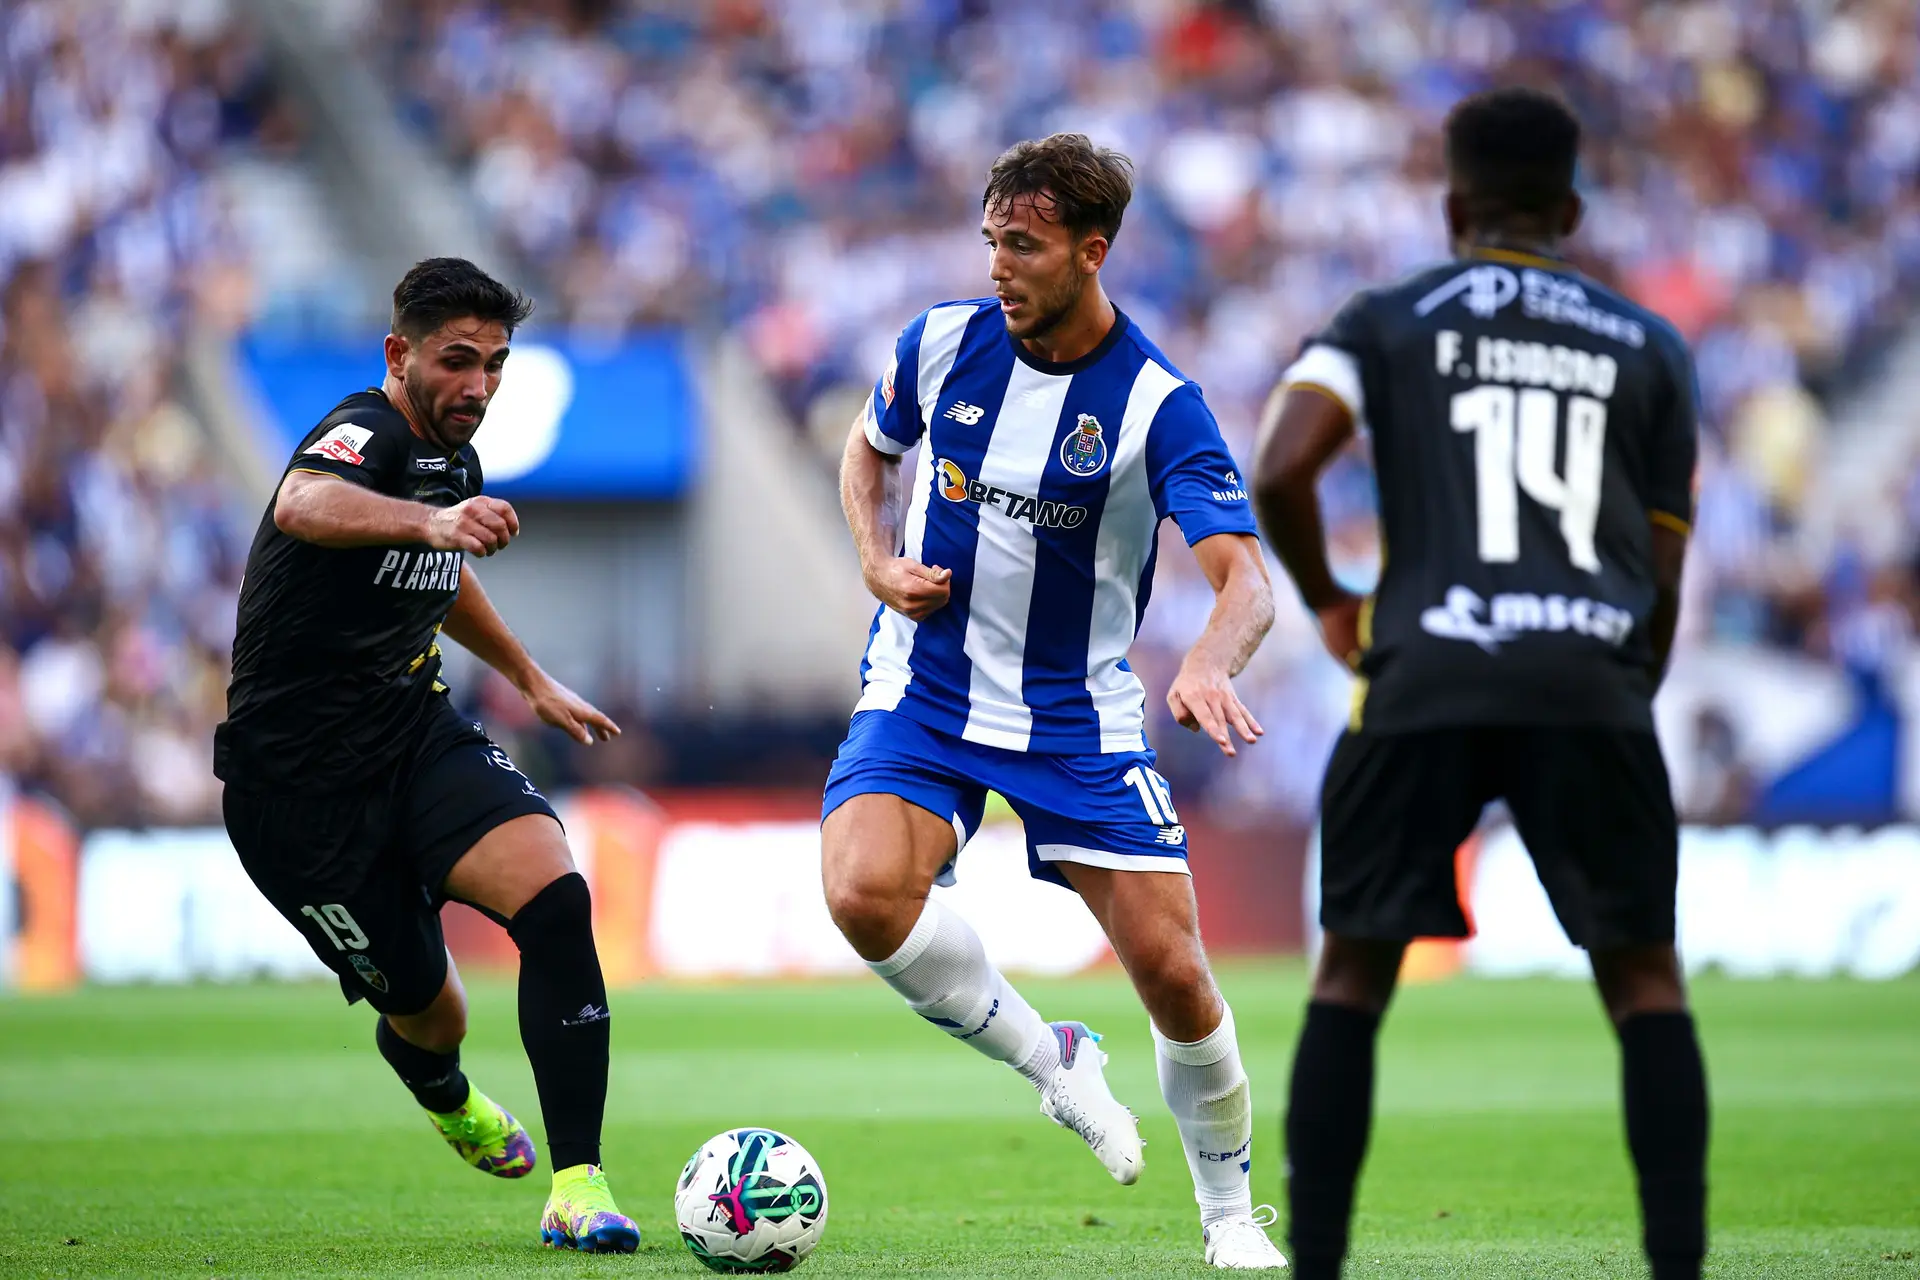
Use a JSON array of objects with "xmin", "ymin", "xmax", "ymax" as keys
[
  {"xmin": 915, "ymin": 305, "xmax": 973, "ymax": 435},
  {"xmin": 961, "ymin": 361, "xmax": 1072, "ymax": 750},
  {"xmin": 1086, "ymin": 359, "xmax": 1181, "ymax": 750}
]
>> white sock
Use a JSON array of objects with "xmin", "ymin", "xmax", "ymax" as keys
[
  {"xmin": 1154, "ymin": 1003, "xmax": 1254, "ymax": 1225},
  {"xmin": 869, "ymin": 899, "xmax": 1055, "ymax": 1083}
]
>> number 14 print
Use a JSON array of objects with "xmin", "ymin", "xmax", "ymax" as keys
[{"xmin": 1451, "ymin": 385, "xmax": 1606, "ymax": 572}]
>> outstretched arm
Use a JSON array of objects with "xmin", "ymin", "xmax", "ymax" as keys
[
  {"xmin": 276, "ymin": 471, "xmax": 517, "ymax": 555},
  {"xmin": 840, "ymin": 415, "xmax": 951, "ymax": 621},
  {"xmin": 1167, "ymin": 533, "xmax": 1273, "ymax": 757},
  {"xmin": 443, "ymin": 562, "xmax": 620, "ymax": 744},
  {"xmin": 1251, "ymin": 384, "xmax": 1362, "ymax": 667}
]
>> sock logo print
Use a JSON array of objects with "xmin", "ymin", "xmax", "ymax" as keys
[
  {"xmin": 924, "ymin": 998, "xmax": 999, "ymax": 1041},
  {"xmin": 563, "ymin": 1003, "xmax": 609, "ymax": 1026},
  {"xmin": 1198, "ymin": 1136, "xmax": 1252, "ymax": 1174}
]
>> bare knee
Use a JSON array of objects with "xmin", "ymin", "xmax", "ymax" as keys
[
  {"xmin": 1591, "ymin": 943, "xmax": 1687, "ymax": 1025},
  {"xmin": 823, "ymin": 869, "xmax": 923, "ymax": 962},
  {"xmin": 1131, "ymin": 946, "xmax": 1223, "ymax": 1043},
  {"xmin": 820, "ymin": 797, "xmax": 951, "ymax": 962},
  {"xmin": 1312, "ymin": 934, "xmax": 1405, "ymax": 1015}
]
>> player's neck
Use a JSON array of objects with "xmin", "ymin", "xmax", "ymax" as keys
[
  {"xmin": 1019, "ymin": 286, "xmax": 1115, "ymax": 367},
  {"xmin": 380, "ymin": 377, "xmax": 453, "ymax": 453}
]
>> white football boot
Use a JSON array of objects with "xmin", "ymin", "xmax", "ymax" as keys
[
  {"xmin": 1204, "ymin": 1205, "xmax": 1289, "ymax": 1269},
  {"xmin": 1037, "ymin": 1021, "xmax": 1144, "ymax": 1185}
]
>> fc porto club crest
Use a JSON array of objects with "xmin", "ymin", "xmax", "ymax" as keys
[{"xmin": 1060, "ymin": 414, "xmax": 1108, "ymax": 477}]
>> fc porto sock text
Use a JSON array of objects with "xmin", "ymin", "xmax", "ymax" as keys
[
  {"xmin": 1155, "ymin": 1004, "xmax": 1255, "ymax": 1225},
  {"xmin": 869, "ymin": 898, "xmax": 1055, "ymax": 1080},
  {"xmin": 509, "ymin": 872, "xmax": 611, "ymax": 1172}
]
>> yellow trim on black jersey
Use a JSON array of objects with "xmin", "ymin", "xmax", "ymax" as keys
[
  {"xmin": 1346, "ymin": 535, "xmax": 1383, "ymax": 731},
  {"xmin": 284, "ymin": 467, "xmax": 349, "ymax": 479},
  {"xmin": 1649, "ymin": 510, "xmax": 1693, "ymax": 536},
  {"xmin": 1284, "ymin": 380, "xmax": 1357, "ymax": 422},
  {"xmin": 1469, "ymin": 246, "xmax": 1562, "ymax": 270}
]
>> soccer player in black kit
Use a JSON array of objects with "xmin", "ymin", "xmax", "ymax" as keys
[
  {"xmin": 216, "ymin": 258, "xmax": 640, "ymax": 1252},
  {"xmin": 1252, "ymin": 90, "xmax": 1708, "ymax": 1279}
]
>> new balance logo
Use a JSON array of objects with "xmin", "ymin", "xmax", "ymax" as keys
[
  {"xmin": 562, "ymin": 1003, "xmax": 609, "ymax": 1026},
  {"xmin": 1156, "ymin": 825, "xmax": 1187, "ymax": 846},
  {"xmin": 943, "ymin": 401, "xmax": 986, "ymax": 425}
]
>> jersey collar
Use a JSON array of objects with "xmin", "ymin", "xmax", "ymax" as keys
[
  {"xmin": 1465, "ymin": 244, "xmax": 1564, "ymax": 270},
  {"xmin": 1007, "ymin": 305, "xmax": 1130, "ymax": 376}
]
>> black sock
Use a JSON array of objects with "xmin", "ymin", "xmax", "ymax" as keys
[
  {"xmin": 1285, "ymin": 1001, "xmax": 1382, "ymax": 1280},
  {"xmin": 508, "ymin": 872, "xmax": 610, "ymax": 1172},
  {"xmin": 375, "ymin": 1016, "xmax": 469, "ymax": 1113},
  {"xmin": 1620, "ymin": 1011, "xmax": 1709, "ymax": 1280}
]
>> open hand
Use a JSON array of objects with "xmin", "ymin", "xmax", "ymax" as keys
[
  {"xmin": 523, "ymin": 674, "xmax": 620, "ymax": 745},
  {"xmin": 1167, "ymin": 655, "xmax": 1264, "ymax": 758}
]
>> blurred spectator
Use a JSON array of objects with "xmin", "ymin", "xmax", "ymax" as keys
[
  {"xmin": 0, "ymin": 0, "xmax": 270, "ymax": 826},
  {"xmin": 370, "ymin": 0, "xmax": 1920, "ymax": 823}
]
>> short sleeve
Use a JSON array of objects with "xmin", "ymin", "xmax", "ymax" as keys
[
  {"xmin": 862, "ymin": 312, "xmax": 930, "ymax": 456},
  {"xmin": 1145, "ymin": 383, "xmax": 1259, "ymax": 546},
  {"xmin": 283, "ymin": 414, "xmax": 409, "ymax": 493},
  {"xmin": 1647, "ymin": 338, "xmax": 1700, "ymax": 534},
  {"xmin": 1279, "ymin": 291, "xmax": 1374, "ymax": 431}
]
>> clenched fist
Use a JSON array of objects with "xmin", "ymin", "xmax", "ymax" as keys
[
  {"xmin": 866, "ymin": 556, "xmax": 952, "ymax": 621},
  {"xmin": 427, "ymin": 496, "xmax": 520, "ymax": 557}
]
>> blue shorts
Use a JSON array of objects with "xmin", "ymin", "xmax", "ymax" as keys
[{"xmin": 821, "ymin": 709, "xmax": 1190, "ymax": 889}]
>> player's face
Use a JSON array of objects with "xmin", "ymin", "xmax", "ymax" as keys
[
  {"xmin": 982, "ymin": 194, "xmax": 1100, "ymax": 342},
  {"xmin": 391, "ymin": 317, "xmax": 511, "ymax": 449}
]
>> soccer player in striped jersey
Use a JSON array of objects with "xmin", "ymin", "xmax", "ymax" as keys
[{"xmin": 821, "ymin": 134, "xmax": 1286, "ymax": 1270}]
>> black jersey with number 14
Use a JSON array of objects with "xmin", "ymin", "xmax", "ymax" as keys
[
  {"xmin": 215, "ymin": 390, "xmax": 483, "ymax": 791},
  {"xmin": 1288, "ymin": 250, "xmax": 1698, "ymax": 733}
]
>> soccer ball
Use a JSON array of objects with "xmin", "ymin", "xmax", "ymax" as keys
[{"xmin": 674, "ymin": 1128, "xmax": 829, "ymax": 1272}]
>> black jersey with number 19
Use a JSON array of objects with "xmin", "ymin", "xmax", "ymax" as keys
[
  {"xmin": 215, "ymin": 390, "xmax": 483, "ymax": 791},
  {"xmin": 1290, "ymin": 249, "xmax": 1698, "ymax": 734}
]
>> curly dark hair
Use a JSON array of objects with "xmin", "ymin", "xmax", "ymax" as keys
[
  {"xmin": 391, "ymin": 257, "xmax": 534, "ymax": 341},
  {"xmin": 983, "ymin": 133, "xmax": 1135, "ymax": 244},
  {"xmin": 1444, "ymin": 87, "xmax": 1582, "ymax": 220}
]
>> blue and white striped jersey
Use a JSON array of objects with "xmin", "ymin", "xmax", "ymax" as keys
[{"xmin": 856, "ymin": 298, "xmax": 1257, "ymax": 754}]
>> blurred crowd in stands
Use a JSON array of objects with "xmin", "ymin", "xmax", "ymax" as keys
[
  {"xmin": 0, "ymin": 0, "xmax": 272, "ymax": 825},
  {"xmin": 381, "ymin": 0, "xmax": 1920, "ymax": 821},
  {"xmin": 7, "ymin": 0, "xmax": 1920, "ymax": 828}
]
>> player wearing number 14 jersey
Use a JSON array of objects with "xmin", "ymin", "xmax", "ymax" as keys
[{"xmin": 1253, "ymin": 90, "xmax": 1708, "ymax": 1280}]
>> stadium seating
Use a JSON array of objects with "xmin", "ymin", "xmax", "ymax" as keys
[
  {"xmin": 0, "ymin": 2, "xmax": 276, "ymax": 825},
  {"xmin": 5, "ymin": 0, "xmax": 1920, "ymax": 826},
  {"xmin": 367, "ymin": 0, "xmax": 1920, "ymax": 822}
]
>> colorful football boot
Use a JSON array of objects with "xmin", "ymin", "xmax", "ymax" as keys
[
  {"xmin": 542, "ymin": 1163, "xmax": 641, "ymax": 1254},
  {"xmin": 427, "ymin": 1084, "xmax": 537, "ymax": 1178}
]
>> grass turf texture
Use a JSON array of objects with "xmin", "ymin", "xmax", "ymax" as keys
[{"xmin": 2, "ymin": 961, "xmax": 1916, "ymax": 1278}]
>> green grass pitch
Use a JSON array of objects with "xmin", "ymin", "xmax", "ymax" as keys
[{"xmin": 2, "ymin": 960, "xmax": 1916, "ymax": 1278}]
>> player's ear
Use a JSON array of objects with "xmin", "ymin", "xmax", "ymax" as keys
[
  {"xmin": 383, "ymin": 332, "xmax": 410, "ymax": 380},
  {"xmin": 1560, "ymin": 191, "xmax": 1584, "ymax": 240},
  {"xmin": 1079, "ymin": 231, "xmax": 1109, "ymax": 275}
]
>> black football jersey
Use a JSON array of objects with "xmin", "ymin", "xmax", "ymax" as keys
[
  {"xmin": 1296, "ymin": 249, "xmax": 1697, "ymax": 733},
  {"xmin": 215, "ymin": 390, "xmax": 483, "ymax": 789}
]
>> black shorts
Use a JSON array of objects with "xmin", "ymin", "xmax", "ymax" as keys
[
  {"xmin": 1318, "ymin": 726, "xmax": 1677, "ymax": 949},
  {"xmin": 222, "ymin": 698, "xmax": 558, "ymax": 1014}
]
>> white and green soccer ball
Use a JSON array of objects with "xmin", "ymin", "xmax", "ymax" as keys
[{"xmin": 674, "ymin": 1128, "xmax": 829, "ymax": 1273}]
